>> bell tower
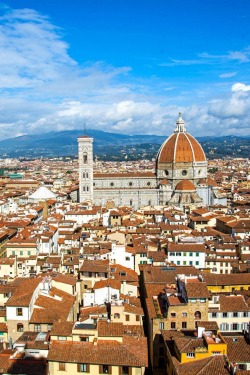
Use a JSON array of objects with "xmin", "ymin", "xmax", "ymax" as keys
[{"xmin": 78, "ymin": 135, "xmax": 93, "ymax": 203}]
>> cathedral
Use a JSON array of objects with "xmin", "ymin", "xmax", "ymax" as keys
[{"xmin": 78, "ymin": 113, "xmax": 226, "ymax": 210}]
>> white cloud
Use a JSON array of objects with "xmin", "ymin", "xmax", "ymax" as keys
[
  {"xmin": 0, "ymin": 6, "xmax": 249, "ymax": 142},
  {"xmin": 219, "ymin": 72, "xmax": 237, "ymax": 78},
  {"xmin": 231, "ymin": 82, "xmax": 250, "ymax": 92}
]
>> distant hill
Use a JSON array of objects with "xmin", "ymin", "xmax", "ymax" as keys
[{"xmin": 0, "ymin": 129, "xmax": 248, "ymax": 160}]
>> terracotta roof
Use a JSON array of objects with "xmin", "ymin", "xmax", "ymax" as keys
[
  {"xmin": 157, "ymin": 132, "xmax": 206, "ymax": 164},
  {"xmin": 224, "ymin": 335, "xmax": 250, "ymax": 363},
  {"xmin": 29, "ymin": 287, "xmax": 75, "ymax": 323},
  {"xmin": 94, "ymin": 172, "xmax": 155, "ymax": 178},
  {"xmin": 185, "ymin": 282, "xmax": 210, "ymax": 299},
  {"xmin": 98, "ymin": 321, "xmax": 143, "ymax": 337},
  {"xmin": 5, "ymin": 278, "xmax": 40, "ymax": 307},
  {"xmin": 201, "ymin": 272, "xmax": 250, "ymax": 286},
  {"xmin": 175, "ymin": 180, "xmax": 196, "ymax": 191},
  {"xmin": 79, "ymin": 259, "xmax": 109, "ymax": 273},
  {"xmin": 52, "ymin": 274, "xmax": 77, "ymax": 286},
  {"xmin": 50, "ymin": 321, "xmax": 74, "ymax": 337},
  {"xmin": 48, "ymin": 338, "xmax": 148, "ymax": 367},
  {"xmin": 218, "ymin": 295, "xmax": 249, "ymax": 312},
  {"xmin": 93, "ymin": 279, "xmax": 120, "ymax": 290}
]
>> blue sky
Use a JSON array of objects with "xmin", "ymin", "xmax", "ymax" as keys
[{"xmin": 0, "ymin": 0, "xmax": 250, "ymax": 139}]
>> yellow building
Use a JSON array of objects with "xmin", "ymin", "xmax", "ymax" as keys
[{"xmin": 163, "ymin": 324, "xmax": 228, "ymax": 374}]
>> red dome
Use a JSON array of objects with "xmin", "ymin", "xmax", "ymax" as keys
[
  {"xmin": 175, "ymin": 180, "xmax": 196, "ymax": 191},
  {"xmin": 157, "ymin": 113, "xmax": 206, "ymax": 164}
]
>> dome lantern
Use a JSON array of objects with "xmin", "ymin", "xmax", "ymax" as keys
[{"xmin": 174, "ymin": 112, "xmax": 186, "ymax": 133}]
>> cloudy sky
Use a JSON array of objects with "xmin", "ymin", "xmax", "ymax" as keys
[{"xmin": 0, "ymin": 0, "xmax": 250, "ymax": 139}]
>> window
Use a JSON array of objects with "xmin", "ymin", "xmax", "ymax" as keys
[
  {"xmin": 189, "ymin": 261, "xmax": 193, "ymax": 265},
  {"xmin": 233, "ymin": 312, "xmax": 238, "ymax": 317},
  {"xmin": 120, "ymin": 366, "xmax": 130, "ymax": 375},
  {"xmin": 243, "ymin": 312, "xmax": 248, "ymax": 317},
  {"xmin": 183, "ymin": 252, "xmax": 187, "ymax": 256},
  {"xmin": 171, "ymin": 312, "xmax": 176, "ymax": 317},
  {"xmin": 159, "ymin": 322, "xmax": 164, "ymax": 330},
  {"xmin": 177, "ymin": 261, "xmax": 180, "ymax": 265},
  {"xmin": 182, "ymin": 170, "xmax": 187, "ymax": 176},
  {"xmin": 16, "ymin": 308, "xmax": 23, "ymax": 316},
  {"xmin": 182, "ymin": 312, "xmax": 187, "ymax": 317},
  {"xmin": 194, "ymin": 311, "xmax": 201, "ymax": 320},
  {"xmin": 83, "ymin": 154, "xmax": 87, "ymax": 163},
  {"xmin": 80, "ymin": 337, "xmax": 89, "ymax": 342},
  {"xmin": 125, "ymin": 315, "xmax": 130, "ymax": 321},
  {"xmin": 170, "ymin": 322, "xmax": 176, "ymax": 329},
  {"xmin": 190, "ymin": 252, "xmax": 193, "ymax": 257},
  {"xmin": 136, "ymin": 315, "xmax": 140, "ymax": 322},
  {"xmin": 183, "ymin": 261, "xmax": 187, "ymax": 265},
  {"xmin": 125, "ymin": 257, "xmax": 130, "ymax": 261},
  {"xmin": 212, "ymin": 351, "xmax": 221, "ymax": 356},
  {"xmin": 220, "ymin": 323, "xmax": 229, "ymax": 331},
  {"xmin": 182, "ymin": 322, "xmax": 187, "ymax": 329},
  {"xmin": 99, "ymin": 365, "xmax": 111, "ymax": 374},
  {"xmin": 212, "ymin": 312, "xmax": 217, "ymax": 318},
  {"xmin": 59, "ymin": 362, "xmax": 66, "ymax": 371},
  {"xmin": 58, "ymin": 336, "xmax": 67, "ymax": 341},
  {"xmin": 196, "ymin": 252, "xmax": 199, "ymax": 257},
  {"xmin": 34, "ymin": 324, "xmax": 41, "ymax": 332},
  {"xmin": 232, "ymin": 323, "xmax": 238, "ymax": 331},
  {"xmin": 195, "ymin": 261, "xmax": 199, "ymax": 266},
  {"xmin": 77, "ymin": 363, "xmax": 89, "ymax": 373},
  {"xmin": 17, "ymin": 323, "xmax": 23, "ymax": 332},
  {"xmin": 114, "ymin": 313, "xmax": 120, "ymax": 319},
  {"xmin": 223, "ymin": 312, "xmax": 228, "ymax": 318},
  {"xmin": 187, "ymin": 352, "xmax": 195, "ymax": 358}
]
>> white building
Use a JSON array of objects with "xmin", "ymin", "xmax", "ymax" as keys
[{"xmin": 78, "ymin": 114, "xmax": 227, "ymax": 209}]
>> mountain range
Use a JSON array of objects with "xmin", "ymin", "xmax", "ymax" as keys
[{"xmin": 0, "ymin": 129, "xmax": 248, "ymax": 160}]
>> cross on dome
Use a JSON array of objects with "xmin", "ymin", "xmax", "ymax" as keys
[{"xmin": 174, "ymin": 112, "xmax": 186, "ymax": 133}]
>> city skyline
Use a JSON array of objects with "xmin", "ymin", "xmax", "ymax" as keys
[{"xmin": 0, "ymin": 0, "xmax": 250, "ymax": 140}]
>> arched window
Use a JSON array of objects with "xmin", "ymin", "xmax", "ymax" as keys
[
  {"xmin": 17, "ymin": 323, "xmax": 23, "ymax": 332},
  {"xmin": 114, "ymin": 313, "xmax": 120, "ymax": 319},
  {"xmin": 83, "ymin": 154, "xmax": 87, "ymax": 164},
  {"xmin": 194, "ymin": 311, "xmax": 201, "ymax": 320},
  {"xmin": 82, "ymin": 172, "xmax": 85, "ymax": 178}
]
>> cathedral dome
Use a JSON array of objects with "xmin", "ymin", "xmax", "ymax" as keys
[
  {"xmin": 198, "ymin": 177, "xmax": 218, "ymax": 187},
  {"xmin": 157, "ymin": 113, "xmax": 206, "ymax": 164},
  {"xmin": 175, "ymin": 180, "xmax": 195, "ymax": 191}
]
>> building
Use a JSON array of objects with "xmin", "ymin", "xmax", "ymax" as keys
[{"xmin": 78, "ymin": 114, "xmax": 226, "ymax": 209}]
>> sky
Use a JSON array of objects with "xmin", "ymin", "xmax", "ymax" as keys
[{"xmin": 0, "ymin": 0, "xmax": 250, "ymax": 140}]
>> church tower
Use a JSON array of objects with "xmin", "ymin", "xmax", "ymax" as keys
[{"xmin": 78, "ymin": 135, "xmax": 93, "ymax": 203}]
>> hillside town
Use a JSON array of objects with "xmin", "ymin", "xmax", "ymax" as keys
[{"xmin": 0, "ymin": 138, "xmax": 247, "ymax": 375}]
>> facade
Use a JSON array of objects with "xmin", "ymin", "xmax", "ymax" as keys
[{"xmin": 78, "ymin": 114, "xmax": 226, "ymax": 209}]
